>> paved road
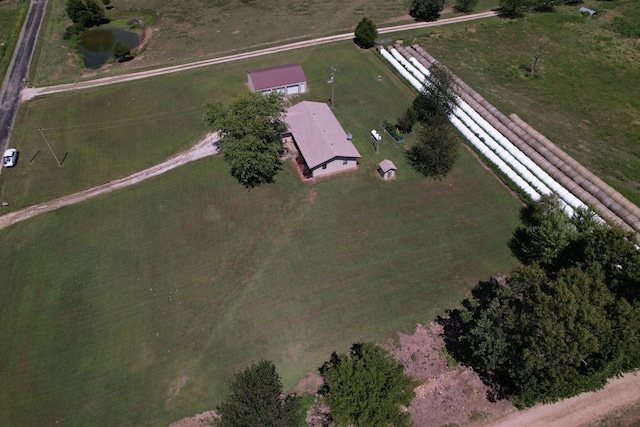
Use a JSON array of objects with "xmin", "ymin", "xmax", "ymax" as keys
[
  {"xmin": 0, "ymin": 0, "xmax": 48, "ymax": 151},
  {"xmin": 20, "ymin": 11, "xmax": 499, "ymax": 101}
]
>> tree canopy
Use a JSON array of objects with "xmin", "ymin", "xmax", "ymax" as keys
[
  {"xmin": 406, "ymin": 63, "xmax": 460, "ymax": 179},
  {"xmin": 354, "ymin": 17, "xmax": 378, "ymax": 49},
  {"xmin": 454, "ymin": 0, "xmax": 479, "ymax": 13},
  {"xmin": 65, "ymin": 0, "xmax": 106, "ymax": 27},
  {"xmin": 499, "ymin": 0, "xmax": 529, "ymax": 17},
  {"xmin": 406, "ymin": 121, "xmax": 458, "ymax": 179},
  {"xmin": 319, "ymin": 342, "xmax": 416, "ymax": 427},
  {"xmin": 450, "ymin": 197, "xmax": 640, "ymax": 407},
  {"xmin": 412, "ymin": 63, "xmax": 458, "ymax": 124},
  {"xmin": 112, "ymin": 41, "xmax": 130, "ymax": 60},
  {"xmin": 204, "ymin": 91, "xmax": 287, "ymax": 188},
  {"xmin": 214, "ymin": 360, "xmax": 302, "ymax": 427},
  {"xmin": 409, "ymin": 0, "xmax": 445, "ymax": 22}
]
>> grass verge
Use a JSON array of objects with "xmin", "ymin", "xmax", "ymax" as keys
[{"xmin": 0, "ymin": 0, "xmax": 30, "ymax": 84}]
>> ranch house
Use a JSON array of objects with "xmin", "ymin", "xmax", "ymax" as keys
[
  {"xmin": 247, "ymin": 64, "xmax": 308, "ymax": 95},
  {"xmin": 284, "ymin": 101, "xmax": 361, "ymax": 178}
]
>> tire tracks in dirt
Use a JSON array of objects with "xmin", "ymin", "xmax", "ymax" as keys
[{"xmin": 0, "ymin": 133, "xmax": 219, "ymax": 230}]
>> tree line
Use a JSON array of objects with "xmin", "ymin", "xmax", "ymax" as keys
[
  {"xmin": 211, "ymin": 343, "xmax": 416, "ymax": 427},
  {"xmin": 446, "ymin": 196, "xmax": 640, "ymax": 407}
]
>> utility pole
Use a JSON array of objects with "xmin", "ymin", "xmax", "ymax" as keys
[
  {"xmin": 6, "ymin": 125, "xmax": 31, "ymax": 163},
  {"xmin": 330, "ymin": 66, "xmax": 336, "ymax": 109},
  {"xmin": 39, "ymin": 128, "xmax": 62, "ymax": 166}
]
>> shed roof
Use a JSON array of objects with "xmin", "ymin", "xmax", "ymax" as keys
[
  {"xmin": 286, "ymin": 101, "xmax": 361, "ymax": 170},
  {"xmin": 248, "ymin": 64, "xmax": 307, "ymax": 91},
  {"xmin": 378, "ymin": 159, "xmax": 397, "ymax": 173}
]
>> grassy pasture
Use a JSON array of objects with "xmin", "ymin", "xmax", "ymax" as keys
[
  {"xmin": 405, "ymin": 1, "xmax": 640, "ymax": 204},
  {"xmin": 0, "ymin": 145, "xmax": 522, "ymax": 427},
  {"xmin": 30, "ymin": 0, "xmax": 501, "ymax": 85},
  {"xmin": 7, "ymin": 41, "xmax": 423, "ymax": 208},
  {"xmin": 0, "ymin": 41, "xmax": 523, "ymax": 425}
]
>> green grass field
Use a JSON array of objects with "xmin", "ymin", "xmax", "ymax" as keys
[
  {"xmin": 4, "ymin": 2, "xmax": 639, "ymax": 425},
  {"xmin": 7, "ymin": 42, "xmax": 422, "ymax": 208},
  {"xmin": 0, "ymin": 150, "xmax": 522, "ymax": 427},
  {"xmin": 404, "ymin": 0, "xmax": 640, "ymax": 204},
  {"xmin": 0, "ymin": 41, "xmax": 523, "ymax": 425},
  {"xmin": 29, "ymin": 0, "xmax": 500, "ymax": 85}
]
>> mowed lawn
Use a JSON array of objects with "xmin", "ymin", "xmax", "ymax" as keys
[
  {"xmin": 6, "ymin": 42, "xmax": 414, "ymax": 208},
  {"xmin": 0, "ymin": 151, "xmax": 521, "ymax": 426},
  {"xmin": 0, "ymin": 43, "xmax": 522, "ymax": 425}
]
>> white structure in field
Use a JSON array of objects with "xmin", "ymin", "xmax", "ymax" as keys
[
  {"xmin": 378, "ymin": 159, "xmax": 396, "ymax": 180},
  {"xmin": 285, "ymin": 101, "xmax": 361, "ymax": 178},
  {"xmin": 247, "ymin": 64, "xmax": 308, "ymax": 95}
]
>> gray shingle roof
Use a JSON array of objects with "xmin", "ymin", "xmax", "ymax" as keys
[
  {"xmin": 379, "ymin": 159, "xmax": 397, "ymax": 173},
  {"xmin": 286, "ymin": 101, "xmax": 361, "ymax": 170}
]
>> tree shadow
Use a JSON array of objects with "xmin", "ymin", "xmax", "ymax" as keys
[{"xmin": 436, "ymin": 279, "xmax": 514, "ymax": 403}]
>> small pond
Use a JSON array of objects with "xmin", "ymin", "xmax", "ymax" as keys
[{"xmin": 79, "ymin": 27, "xmax": 141, "ymax": 69}]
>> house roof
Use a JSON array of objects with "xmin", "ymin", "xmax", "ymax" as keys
[
  {"xmin": 286, "ymin": 101, "xmax": 361, "ymax": 170},
  {"xmin": 379, "ymin": 159, "xmax": 397, "ymax": 173},
  {"xmin": 248, "ymin": 64, "xmax": 307, "ymax": 91}
]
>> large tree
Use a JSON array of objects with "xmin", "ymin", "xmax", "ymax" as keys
[
  {"xmin": 409, "ymin": 0, "xmax": 445, "ymax": 22},
  {"xmin": 454, "ymin": 0, "xmax": 479, "ymax": 12},
  {"xmin": 407, "ymin": 63, "xmax": 459, "ymax": 179},
  {"xmin": 499, "ymin": 0, "xmax": 529, "ymax": 18},
  {"xmin": 319, "ymin": 342, "xmax": 416, "ymax": 427},
  {"xmin": 412, "ymin": 63, "xmax": 459, "ymax": 124},
  {"xmin": 214, "ymin": 360, "xmax": 301, "ymax": 427},
  {"xmin": 204, "ymin": 91, "xmax": 287, "ymax": 188},
  {"xmin": 65, "ymin": 0, "xmax": 106, "ymax": 27},
  {"xmin": 112, "ymin": 41, "xmax": 130, "ymax": 61},
  {"xmin": 459, "ymin": 264, "xmax": 619, "ymax": 406},
  {"xmin": 453, "ymin": 197, "xmax": 640, "ymax": 407},
  {"xmin": 354, "ymin": 17, "xmax": 378, "ymax": 49},
  {"xmin": 406, "ymin": 121, "xmax": 458, "ymax": 179}
]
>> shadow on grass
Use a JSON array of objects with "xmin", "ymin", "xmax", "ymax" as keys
[{"xmin": 435, "ymin": 278, "xmax": 516, "ymax": 403}]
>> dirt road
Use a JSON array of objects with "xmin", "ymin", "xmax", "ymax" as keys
[
  {"xmin": 20, "ymin": 11, "xmax": 499, "ymax": 102},
  {"xmin": 0, "ymin": 133, "xmax": 219, "ymax": 230},
  {"xmin": 486, "ymin": 372, "xmax": 640, "ymax": 427}
]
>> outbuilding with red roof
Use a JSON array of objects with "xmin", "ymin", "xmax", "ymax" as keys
[{"xmin": 247, "ymin": 64, "xmax": 308, "ymax": 95}]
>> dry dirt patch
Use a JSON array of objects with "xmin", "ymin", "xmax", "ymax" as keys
[{"xmin": 388, "ymin": 323, "xmax": 515, "ymax": 427}]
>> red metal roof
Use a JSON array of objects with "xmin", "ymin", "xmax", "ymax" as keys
[{"xmin": 248, "ymin": 64, "xmax": 307, "ymax": 91}]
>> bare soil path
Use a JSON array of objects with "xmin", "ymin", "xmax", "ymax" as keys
[
  {"xmin": 0, "ymin": 133, "xmax": 219, "ymax": 231},
  {"xmin": 485, "ymin": 372, "xmax": 640, "ymax": 427},
  {"xmin": 20, "ymin": 11, "xmax": 499, "ymax": 102}
]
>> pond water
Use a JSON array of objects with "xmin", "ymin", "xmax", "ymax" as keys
[{"xmin": 79, "ymin": 27, "xmax": 141, "ymax": 69}]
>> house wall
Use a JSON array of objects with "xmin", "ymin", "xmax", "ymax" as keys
[{"xmin": 312, "ymin": 158, "xmax": 358, "ymax": 178}]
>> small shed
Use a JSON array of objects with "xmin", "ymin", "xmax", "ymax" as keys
[
  {"xmin": 378, "ymin": 159, "xmax": 397, "ymax": 180},
  {"xmin": 247, "ymin": 64, "xmax": 308, "ymax": 95}
]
